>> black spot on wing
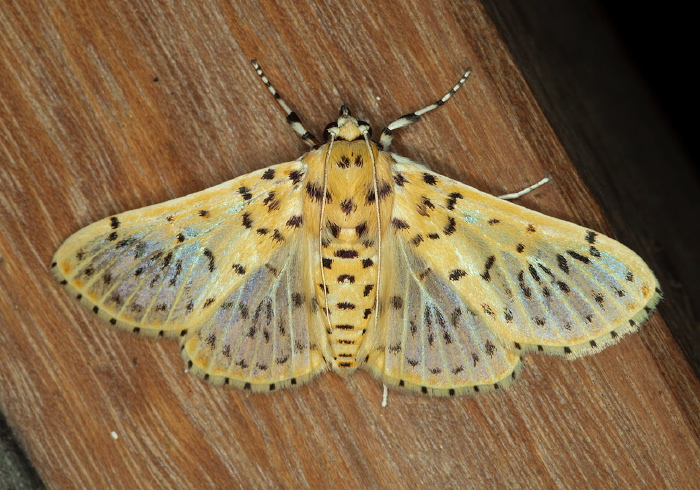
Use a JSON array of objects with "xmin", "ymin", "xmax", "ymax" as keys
[
  {"xmin": 528, "ymin": 264, "xmax": 541, "ymax": 283},
  {"xmin": 423, "ymin": 173, "xmax": 437, "ymax": 185},
  {"xmin": 162, "ymin": 251, "xmax": 173, "ymax": 269},
  {"xmin": 289, "ymin": 170, "xmax": 303, "ymax": 184},
  {"xmin": 517, "ymin": 271, "xmax": 532, "ymax": 298},
  {"xmin": 446, "ymin": 192, "xmax": 462, "ymax": 210},
  {"xmin": 366, "ymin": 181, "xmax": 392, "ymax": 204},
  {"xmin": 417, "ymin": 197, "xmax": 435, "ymax": 216},
  {"xmin": 263, "ymin": 191, "xmax": 281, "ymax": 211},
  {"xmin": 272, "ymin": 229, "xmax": 285, "ymax": 243},
  {"xmin": 567, "ymin": 250, "xmax": 590, "ymax": 264},
  {"xmin": 377, "ymin": 181, "xmax": 392, "ymax": 200},
  {"xmin": 504, "ymin": 309, "xmax": 514, "ymax": 323},
  {"xmin": 238, "ymin": 303, "xmax": 249, "ymax": 319},
  {"xmin": 481, "ymin": 256, "xmax": 496, "ymax": 281},
  {"xmin": 443, "ymin": 217, "xmax": 456, "ymax": 235},
  {"xmin": 203, "ymin": 249, "xmax": 215, "ymax": 272},
  {"xmin": 115, "ymin": 237, "xmax": 136, "ymax": 249},
  {"xmin": 306, "ymin": 182, "xmax": 324, "ymax": 202},
  {"xmin": 242, "ymin": 213, "xmax": 253, "ymax": 228},
  {"xmin": 286, "ymin": 215, "xmax": 303, "ymax": 227},
  {"xmin": 238, "ymin": 186, "xmax": 253, "ymax": 200},
  {"xmin": 391, "ymin": 218, "xmax": 410, "ymax": 230},
  {"xmin": 292, "ymin": 293, "xmax": 304, "ymax": 307},
  {"xmin": 557, "ymin": 254, "xmax": 569, "ymax": 274},
  {"xmin": 449, "ymin": 269, "xmax": 467, "ymax": 281},
  {"xmin": 134, "ymin": 243, "xmax": 146, "ymax": 259},
  {"xmin": 393, "ymin": 172, "xmax": 408, "ymax": 186},
  {"xmin": 169, "ymin": 260, "xmax": 183, "ymax": 285}
]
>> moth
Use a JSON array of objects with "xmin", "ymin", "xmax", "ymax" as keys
[{"xmin": 52, "ymin": 61, "xmax": 661, "ymax": 396}]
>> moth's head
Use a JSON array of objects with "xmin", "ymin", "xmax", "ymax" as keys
[{"xmin": 323, "ymin": 105, "xmax": 372, "ymax": 142}]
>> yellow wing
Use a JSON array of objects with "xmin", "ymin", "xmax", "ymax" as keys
[
  {"xmin": 363, "ymin": 156, "xmax": 660, "ymax": 395},
  {"xmin": 362, "ymin": 235, "xmax": 521, "ymax": 396},
  {"xmin": 180, "ymin": 241, "xmax": 329, "ymax": 391},
  {"xmin": 53, "ymin": 161, "xmax": 329, "ymax": 389}
]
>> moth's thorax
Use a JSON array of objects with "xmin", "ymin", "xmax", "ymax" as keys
[{"xmin": 301, "ymin": 139, "xmax": 395, "ymax": 372}]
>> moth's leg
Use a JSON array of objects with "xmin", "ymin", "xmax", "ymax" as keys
[
  {"xmin": 251, "ymin": 60, "xmax": 320, "ymax": 147},
  {"xmin": 379, "ymin": 68, "xmax": 472, "ymax": 150},
  {"xmin": 498, "ymin": 175, "xmax": 551, "ymax": 200}
]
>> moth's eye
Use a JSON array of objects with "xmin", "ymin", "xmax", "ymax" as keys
[{"xmin": 323, "ymin": 122, "xmax": 338, "ymax": 141}]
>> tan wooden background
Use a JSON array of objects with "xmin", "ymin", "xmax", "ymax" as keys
[{"xmin": 1, "ymin": 0, "xmax": 699, "ymax": 488}]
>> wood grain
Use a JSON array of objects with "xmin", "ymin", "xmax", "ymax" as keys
[{"xmin": 1, "ymin": 0, "xmax": 698, "ymax": 487}]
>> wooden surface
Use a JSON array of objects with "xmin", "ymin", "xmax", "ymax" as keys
[{"xmin": 1, "ymin": 0, "xmax": 699, "ymax": 488}]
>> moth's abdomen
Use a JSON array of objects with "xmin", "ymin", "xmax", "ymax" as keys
[{"xmin": 321, "ymin": 237, "xmax": 378, "ymax": 371}]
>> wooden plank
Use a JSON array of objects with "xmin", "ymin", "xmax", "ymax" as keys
[
  {"xmin": 1, "ymin": 0, "xmax": 698, "ymax": 487},
  {"xmin": 483, "ymin": 0, "xmax": 700, "ymax": 380}
]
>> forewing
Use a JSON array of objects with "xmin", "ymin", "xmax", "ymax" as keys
[
  {"xmin": 52, "ymin": 161, "xmax": 308, "ymax": 338},
  {"xmin": 386, "ymin": 157, "xmax": 660, "ymax": 358}
]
